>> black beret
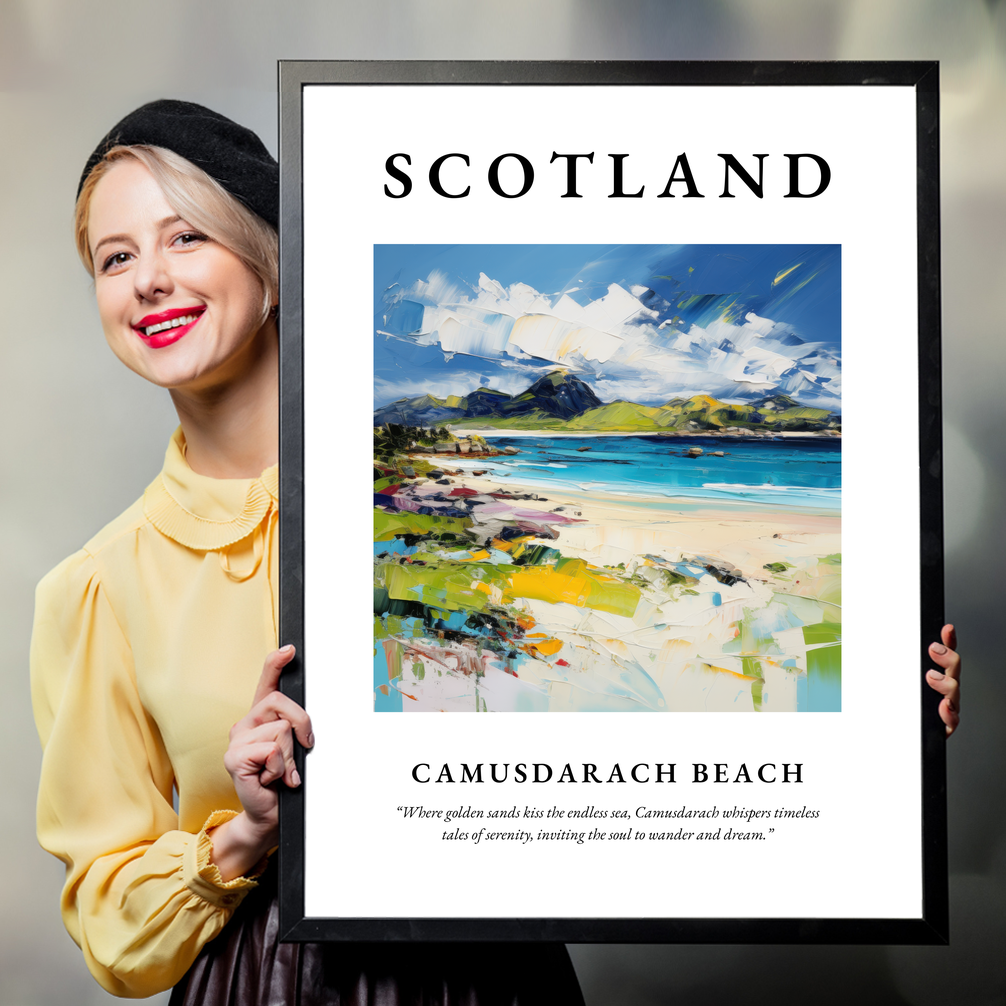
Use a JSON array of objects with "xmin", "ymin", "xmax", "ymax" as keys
[{"xmin": 78, "ymin": 99, "xmax": 278, "ymax": 228}]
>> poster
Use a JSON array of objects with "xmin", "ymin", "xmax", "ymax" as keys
[{"xmin": 279, "ymin": 62, "xmax": 945, "ymax": 942}]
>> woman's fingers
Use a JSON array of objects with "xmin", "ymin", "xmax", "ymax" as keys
[
  {"xmin": 941, "ymin": 698, "xmax": 960, "ymax": 736},
  {"xmin": 259, "ymin": 742, "xmax": 289, "ymax": 787},
  {"xmin": 224, "ymin": 738, "xmax": 287, "ymax": 787},
  {"xmin": 253, "ymin": 691, "xmax": 314, "ymax": 749},
  {"xmin": 941, "ymin": 623, "xmax": 957, "ymax": 653},
  {"xmin": 240, "ymin": 644, "xmax": 314, "ymax": 749},
  {"xmin": 218, "ymin": 647, "xmax": 309, "ymax": 845},
  {"xmin": 924, "ymin": 677, "xmax": 960, "ymax": 736},
  {"xmin": 926, "ymin": 667, "xmax": 959, "ymax": 704},
  {"xmin": 927, "ymin": 624, "xmax": 961, "ymax": 737},
  {"xmin": 224, "ymin": 645, "xmax": 311, "ymax": 809},
  {"xmin": 252, "ymin": 644, "xmax": 296, "ymax": 706},
  {"xmin": 230, "ymin": 719, "xmax": 301, "ymax": 788},
  {"xmin": 232, "ymin": 689, "xmax": 314, "ymax": 750},
  {"xmin": 929, "ymin": 642, "xmax": 961, "ymax": 680},
  {"xmin": 252, "ymin": 644, "xmax": 296, "ymax": 707}
]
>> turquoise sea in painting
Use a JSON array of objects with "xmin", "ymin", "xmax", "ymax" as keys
[{"xmin": 453, "ymin": 435, "xmax": 841, "ymax": 512}]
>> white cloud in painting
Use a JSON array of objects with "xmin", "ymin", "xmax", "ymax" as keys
[{"xmin": 380, "ymin": 270, "xmax": 842, "ymax": 408}]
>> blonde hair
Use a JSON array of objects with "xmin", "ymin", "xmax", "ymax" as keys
[{"xmin": 75, "ymin": 145, "xmax": 278, "ymax": 323}]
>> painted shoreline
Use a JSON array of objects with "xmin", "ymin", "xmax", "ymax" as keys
[
  {"xmin": 440, "ymin": 428, "xmax": 842, "ymax": 512},
  {"xmin": 448, "ymin": 471, "xmax": 841, "ymax": 525}
]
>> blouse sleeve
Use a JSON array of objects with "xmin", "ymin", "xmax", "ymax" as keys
[{"xmin": 31, "ymin": 549, "xmax": 262, "ymax": 998}]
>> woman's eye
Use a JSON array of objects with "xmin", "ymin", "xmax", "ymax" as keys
[
  {"xmin": 101, "ymin": 251, "xmax": 131, "ymax": 272},
  {"xmin": 173, "ymin": 231, "xmax": 207, "ymax": 248}
]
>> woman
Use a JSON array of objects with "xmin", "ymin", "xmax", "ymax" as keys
[{"xmin": 31, "ymin": 100, "xmax": 586, "ymax": 1003}]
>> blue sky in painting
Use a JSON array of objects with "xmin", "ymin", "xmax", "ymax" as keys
[{"xmin": 374, "ymin": 244, "xmax": 842, "ymax": 409}]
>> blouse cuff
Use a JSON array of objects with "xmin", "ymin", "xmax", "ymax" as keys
[{"xmin": 183, "ymin": 810, "xmax": 269, "ymax": 909}]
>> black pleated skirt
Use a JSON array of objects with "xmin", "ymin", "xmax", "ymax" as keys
[{"xmin": 169, "ymin": 869, "xmax": 585, "ymax": 1006}]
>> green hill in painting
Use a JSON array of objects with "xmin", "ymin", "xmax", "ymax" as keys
[{"xmin": 448, "ymin": 390, "xmax": 839, "ymax": 434}]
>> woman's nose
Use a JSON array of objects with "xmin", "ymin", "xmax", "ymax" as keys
[{"xmin": 133, "ymin": 249, "xmax": 173, "ymax": 302}]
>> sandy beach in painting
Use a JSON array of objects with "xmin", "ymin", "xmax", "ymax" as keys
[{"xmin": 374, "ymin": 447, "xmax": 841, "ymax": 714}]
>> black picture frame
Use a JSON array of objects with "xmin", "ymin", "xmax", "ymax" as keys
[{"xmin": 277, "ymin": 60, "xmax": 945, "ymax": 944}]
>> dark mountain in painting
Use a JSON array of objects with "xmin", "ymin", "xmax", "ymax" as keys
[
  {"xmin": 507, "ymin": 371, "xmax": 602, "ymax": 419},
  {"xmin": 464, "ymin": 387, "xmax": 514, "ymax": 417},
  {"xmin": 373, "ymin": 370, "xmax": 600, "ymax": 426},
  {"xmin": 373, "ymin": 370, "xmax": 841, "ymax": 434}
]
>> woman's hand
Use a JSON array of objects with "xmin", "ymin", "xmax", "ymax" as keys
[
  {"xmin": 209, "ymin": 645, "xmax": 314, "ymax": 881},
  {"xmin": 926, "ymin": 624, "xmax": 961, "ymax": 738}
]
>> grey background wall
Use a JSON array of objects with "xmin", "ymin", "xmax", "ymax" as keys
[{"xmin": 1, "ymin": 2, "xmax": 1003, "ymax": 1003}]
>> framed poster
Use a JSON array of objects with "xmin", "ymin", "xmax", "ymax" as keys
[{"xmin": 277, "ymin": 61, "xmax": 946, "ymax": 943}]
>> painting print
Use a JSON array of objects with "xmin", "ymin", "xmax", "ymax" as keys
[{"xmin": 373, "ymin": 244, "xmax": 841, "ymax": 713}]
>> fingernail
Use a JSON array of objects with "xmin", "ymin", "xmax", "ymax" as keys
[
  {"xmin": 292, "ymin": 768, "xmax": 301, "ymax": 787},
  {"xmin": 280, "ymin": 644, "xmax": 295, "ymax": 655},
  {"xmin": 946, "ymin": 700, "xmax": 956, "ymax": 713},
  {"xmin": 307, "ymin": 732, "xmax": 315, "ymax": 748},
  {"xmin": 928, "ymin": 669, "xmax": 944, "ymax": 679},
  {"xmin": 931, "ymin": 643, "xmax": 947, "ymax": 654}
]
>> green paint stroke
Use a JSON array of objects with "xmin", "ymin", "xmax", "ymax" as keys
[
  {"xmin": 383, "ymin": 562, "xmax": 499, "ymax": 613},
  {"xmin": 741, "ymin": 656, "xmax": 765, "ymax": 712},
  {"xmin": 374, "ymin": 508, "xmax": 473, "ymax": 541},
  {"xmin": 803, "ymin": 621, "xmax": 841, "ymax": 712},
  {"xmin": 763, "ymin": 561, "xmax": 794, "ymax": 574}
]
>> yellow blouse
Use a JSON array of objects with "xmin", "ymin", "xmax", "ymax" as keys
[{"xmin": 31, "ymin": 428, "xmax": 279, "ymax": 998}]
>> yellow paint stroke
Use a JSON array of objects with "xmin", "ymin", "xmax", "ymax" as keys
[
  {"xmin": 522, "ymin": 634, "xmax": 564, "ymax": 657},
  {"xmin": 658, "ymin": 637, "xmax": 692, "ymax": 663},
  {"xmin": 470, "ymin": 580, "xmax": 504, "ymax": 605},
  {"xmin": 702, "ymin": 661, "xmax": 759, "ymax": 683},
  {"xmin": 772, "ymin": 267, "xmax": 823, "ymax": 307},
  {"xmin": 772, "ymin": 263, "xmax": 802, "ymax": 286},
  {"xmin": 507, "ymin": 558, "xmax": 640, "ymax": 617},
  {"xmin": 599, "ymin": 637, "xmax": 632, "ymax": 659},
  {"xmin": 491, "ymin": 534, "xmax": 534, "ymax": 558}
]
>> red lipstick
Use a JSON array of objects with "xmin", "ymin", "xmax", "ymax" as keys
[{"xmin": 132, "ymin": 306, "xmax": 205, "ymax": 349}]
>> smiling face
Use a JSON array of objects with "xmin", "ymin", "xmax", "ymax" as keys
[{"xmin": 87, "ymin": 158, "xmax": 272, "ymax": 392}]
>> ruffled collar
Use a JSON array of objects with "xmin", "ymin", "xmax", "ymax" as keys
[{"xmin": 143, "ymin": 428, "xmax": 278, "ymax": 551}]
